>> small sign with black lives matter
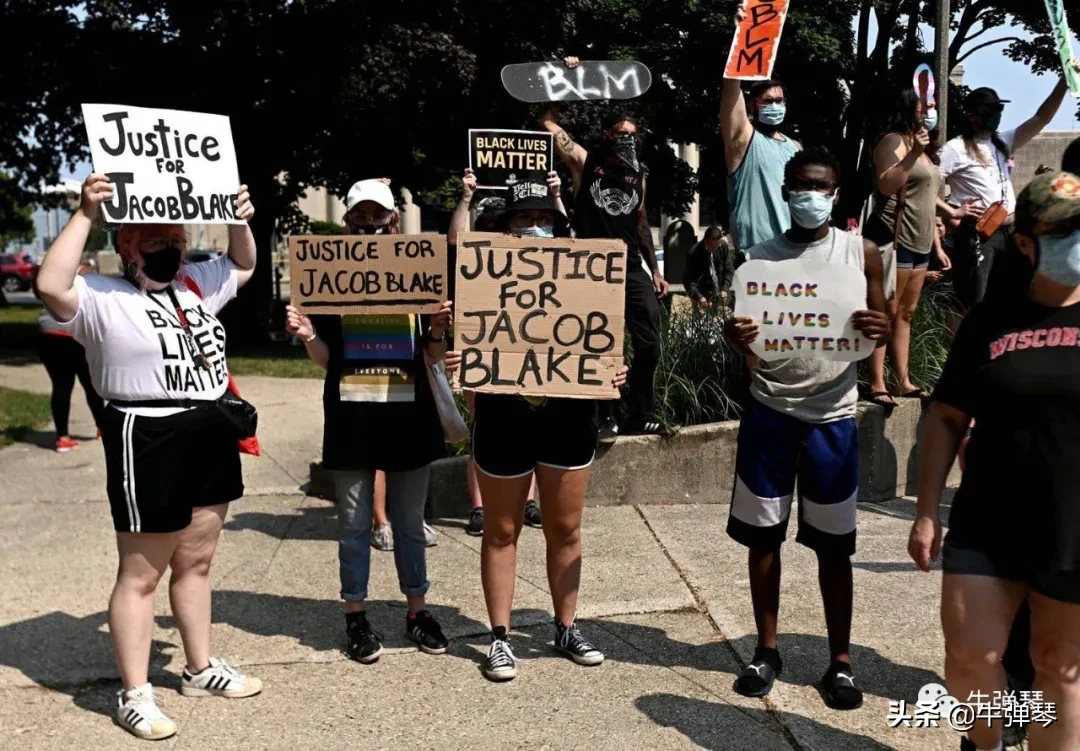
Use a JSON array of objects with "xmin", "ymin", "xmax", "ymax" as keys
[
  {"xmin": 81, "ymin": 103, "xmax": 243, "ymax": 224},
  {"xmin": 468, "ymin": 130, "xmax": 554, "ymax": 190},
  {"xmin": 455, "ymin": 232, "xmax": 626, "ymax": 399}
]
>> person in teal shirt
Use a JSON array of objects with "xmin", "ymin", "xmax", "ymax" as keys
[{"xmin": 720, "ymin": 76, "xmax": 801, "ymax": 254}]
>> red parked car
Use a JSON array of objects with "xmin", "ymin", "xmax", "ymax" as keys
[{"xmin": 1, "ymin": 252, "xmax": 35, "ymax": 293}]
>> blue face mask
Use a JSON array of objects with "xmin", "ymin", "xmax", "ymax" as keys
[
  {"xmin": 1037, "ymin": 230, "xmax": 1080, "ymax": 287},
  {"xmin": 788, "ymin": 190, "xmax": 835, "ymax": 229},
  {"xmin": 757, "ymin": 103, "xmax": 786, "ymax": 126},
  {"xmin": 922, "ymin": 110, "xmax": 939, "ymax": 131},
  {"xmin": 517, "ymin": 225, "xmax": 554, "ymax": 239}
]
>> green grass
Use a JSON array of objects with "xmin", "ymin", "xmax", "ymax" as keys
[
  {"xmin": 0, "ymin": 303, "xmax": 42, "ymax": 352},
  {"xmin": 226, "ymin": 341, "xmax": 325, "ymax": 379},
  {"xmin": 0, "ymin": 386, "xmax": 52, "ymax": 448}
]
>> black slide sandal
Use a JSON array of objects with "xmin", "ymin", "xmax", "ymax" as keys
[{"xmin": 867, "ymin": 391, "xmax": 897, "ymax": 408}]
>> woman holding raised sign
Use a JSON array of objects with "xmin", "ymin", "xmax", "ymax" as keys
[
  {"xmin": 447, "ymin": 178, "xmax": 628, "ymax": 682},
  {"xmin": 285, "ymin": 178, "xmax": 453, "ymax": 667},
  {"xmin": 864, "ymin": 88, "xmax": 951, "ymax": 407},
  {"xmin": 35, "ymin": 173, "xmax": 261, "ymax": 741}
]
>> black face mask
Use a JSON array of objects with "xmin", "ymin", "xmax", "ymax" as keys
[
  {"xmin": 609, "ymin": 133, "xmax": 641, "ymax": 172},
  {"xmin": 140, "ymin": 246, "xmax": 182, "ymax": 283},
  {"xmin": 356, "ymin": 225, "xmax": 388, "ymax": 235}
]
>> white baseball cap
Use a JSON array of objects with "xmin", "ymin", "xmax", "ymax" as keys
[{"xmin": 346, "ymin": 179, "xmax": 395, "ymax": 212}]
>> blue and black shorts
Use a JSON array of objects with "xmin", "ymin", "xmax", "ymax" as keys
[{"xmin": 727, "ymin": 399, "xmax": 858, "ymax": 557}]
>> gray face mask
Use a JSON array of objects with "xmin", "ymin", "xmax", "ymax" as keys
[{"xmin": 610, "ymin": 133, "xmax": 640, "ymax": 172}]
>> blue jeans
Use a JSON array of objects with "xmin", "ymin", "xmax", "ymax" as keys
[{"xmin": 333, "ymin": 467, "xmax": 431, "ymax": 602}]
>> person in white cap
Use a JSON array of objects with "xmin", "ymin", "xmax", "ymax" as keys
[{"xmin": 285, "ymin": 178, "xmax": 453, "ymax": 665}]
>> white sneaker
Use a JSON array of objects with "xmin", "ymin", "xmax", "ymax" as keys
[
  {"xmin": 371, "ymin": 522, "xmax": 394, "ymax": 551},
  {"xmin": 423, "ymin": 522, "xmax": 438, "ymax": 547},
  {"xmin": 180, "ymin": 657, "xmax": 262, "ymax": 698},
  {"xmin": 116, "ymin": 683, "xmax": 176, "ymax": 741}
]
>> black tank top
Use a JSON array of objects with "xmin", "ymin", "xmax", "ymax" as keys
[{"xmin": 572, "ymin": 149, "xmax": 644, "ymax": 264}]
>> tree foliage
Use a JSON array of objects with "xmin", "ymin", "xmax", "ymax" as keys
[
  {"xmin": 0, "ymin": 174, "xmax": 36, "ymax": 248},
  {"xmin": 0, "ymin": 0, "xmax": 1068, "ymax": 336}
]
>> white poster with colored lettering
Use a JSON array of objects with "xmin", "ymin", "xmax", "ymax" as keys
[
  {"xmin": 733, "ymin": 259, "xmax": 874, "ymax": 362},
  {"xmin": 81, "ymin": 103, "xmax": 242, "ymax": 225}
]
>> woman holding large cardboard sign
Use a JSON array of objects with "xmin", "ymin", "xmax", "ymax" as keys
[
  {"xmin": 36, "ymin": 173, "xmax": 261, "ymax": 741},
  {"xmin": 912, "ymin": 172, "xmax": 1080, "ymax": 751},
  {"xmin": 450, "ymin": 181, "xmax": 628, "ymax": 682},
  {"xmin": 285, "ymin": 178, "xmax": 453, "ymax": 667}
]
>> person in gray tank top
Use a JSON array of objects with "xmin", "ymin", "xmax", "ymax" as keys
[
  {"xmin": 721, "ymin": 50, "xmax": 801, "ymax": 255},
  {"xmin": 723, "ymin": 148, "xmax": 890, "ymax": 711}
]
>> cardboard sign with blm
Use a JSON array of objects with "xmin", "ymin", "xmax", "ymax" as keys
[
  {"xmin": 455, "ymin": 232, "xmax": 626, "ymax": 399},
  {"xmin": 723, "ymin": 0, "xmax": 791, "ymax": 81},
  {"xmin": 288, "ymin": 234, "xmax": 448, "ymax": 315},
  {"xmin": 81, "ymin": 103, "xmax": 242, "ymax": 225}
]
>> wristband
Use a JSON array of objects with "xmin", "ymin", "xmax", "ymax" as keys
[{"xmin": 304, "ymin": 331, "xmax": 317, "ymax": 343}]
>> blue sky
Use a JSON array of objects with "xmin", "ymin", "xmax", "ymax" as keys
[{"xmin": 862, "ymin": 13, "xmax": 1080, "ymax": 131}]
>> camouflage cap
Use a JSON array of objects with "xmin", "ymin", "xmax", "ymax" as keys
[{"xmin": 1015, "ymin": 171, "xmax": 1080, "ymax": 235}]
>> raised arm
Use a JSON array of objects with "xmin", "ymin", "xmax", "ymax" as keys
[
  {"xmin": 448, "ymin": 168, "xmax": 477, "ymax": 245},
  {"xmin": 228, "ymin": 184, "xmax": 257, "ymax": 289},
  {"xmin": 720, "ymin": 77, "xmax": 754, "ymax": 173},
  {"xmin": 874, "ymin": 132, "xmax": 927, "ymax": 197},
  {"xmin": 1013, "ymin": 61, "xmax": 1079, "ymax": 151},
  {"xmin": 36, "ymin": 173, "xmax": 114, "ymax": 322}
]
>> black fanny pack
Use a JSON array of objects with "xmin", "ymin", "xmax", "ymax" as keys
[{"xmin": 109, "ymin": 394, "xmax": 258, "ymax": 439}]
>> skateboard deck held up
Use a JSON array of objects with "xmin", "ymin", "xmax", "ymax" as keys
[{"xmin": 501, "ymin": 60, "xmax": 652, "ymax": 103}]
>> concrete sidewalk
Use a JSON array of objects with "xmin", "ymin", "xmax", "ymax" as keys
[{"xmin": 0, "ymin": 364, "xmax": 964, "ymax": 750}]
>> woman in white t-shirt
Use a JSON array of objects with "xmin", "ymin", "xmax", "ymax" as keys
[
  {"xmin": 35, "ymin": 173, "xmax": 262, "ymax": 742},
  {"xmin": 939, "ymin": 68, "xmax": 1076, "ymax": 314}
]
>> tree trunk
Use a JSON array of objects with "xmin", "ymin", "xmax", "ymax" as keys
[
  {"xmin": 839, "ymin": 1, "xmax": 874, "ymax": 221},
  {"xmin": 904, "ymin": 0, "xmax": 922, "ymax": 62}
]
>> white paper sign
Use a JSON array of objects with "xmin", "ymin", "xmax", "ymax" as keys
[
  {"xmin": 81, "ymin": 103, "xmax": 242, "ymax": 225},
  {"xmin": 733, "ymin": 259, "xmax": 874, "ymax": 362}
]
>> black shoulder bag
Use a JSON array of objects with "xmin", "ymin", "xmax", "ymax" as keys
[{"xmin": 162, "ymin": 287, "xmax": 258, "ymax": 439}]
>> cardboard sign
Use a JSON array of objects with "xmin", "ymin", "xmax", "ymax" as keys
[
  {"xmin": 724, "ymin": 0, "xmax": 791, "ymax": 81},
  {"xmin": 81, "ymin": 104, "xmax": 242, "ymax": 224},
  {"xmin": 1046, "ymin": 0, "xmax": 1080, "ymax": 96},
  {"xmin": 469, "ymin": 130, "xmax": 554, "ymax": 190},
  {"xmin": 913, "ymin": 64, "xmax": 935, "ymax": 106},
  {"xmin": 733, "ymin": 259, "xmax": 874, "ymax": 362},
  {"xmin": 455, "ymin": 232, "xmax": 626, "ymax": 399},
  {"xmin": 288, "ymin": 234, "xmax": 448, "ymax": 315}
]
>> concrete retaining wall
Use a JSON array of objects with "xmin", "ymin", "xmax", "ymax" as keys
[{"xmin": 308, "ymin": 399, "xmax": 959, "ymax": 517}]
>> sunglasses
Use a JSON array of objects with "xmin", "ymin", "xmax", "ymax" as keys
[{"xmin": 138, "ymin": 237, "xmax": 187, "ymax": 253}]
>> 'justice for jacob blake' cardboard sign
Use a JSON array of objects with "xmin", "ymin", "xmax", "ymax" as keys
[
  {"xmin": 82, "ymin": 104, "xmax": 242, "ymax": 224},
  {"xmin": 455, "ymin": 232, "xmax": 626, "ymax": 399},
  {"xmin": 733, "ymin": 259, "xmax": 874, "ymax": 362},
  {"xmin": 288, "ymin": 234, "xmax": 448, "ymax": 316}
]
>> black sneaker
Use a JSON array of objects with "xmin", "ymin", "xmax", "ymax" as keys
[
  {"xmin": 483, "ymin": 626, "xmax": 518, "ymax": 681},
  {"xmin": 733, "ymin": 646, "xmax": 782, "ymax": 697},
  {"xmin": 345, "ymin": 611, "xmax": 383, "ymax": 664},
  {"xmin": 553, "ymin": 620, "xmax": 604, "ymax": 666},
  {"xmin": 465, "ymin": 507, "xmax": 484, "ymax": 536},
  {"xmin": 523, "ymin": 500, "xmax": 542, "ymax": 528},
  {"xmin": 820, "ymin": 660, "xmax": 863, "ymax": 710},
  {"xmin": 626, "ymin": 418, "xmax": 678, "ymax": 437},
  {"xmin": 406, "ymin": 609, "xmax": 449, "ymax": 655},
  {"xmin": 597, "ymin": 417, "xmax": 619, "ymax": 445}
]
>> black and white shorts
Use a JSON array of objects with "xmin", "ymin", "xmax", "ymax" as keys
[
  {"xmin": 471, "ymin": 394, "xmax": 598, "ymax": 479},
  {"xmin": 101, "ymin": 404, "xmax": 243, "ymax": 533}
]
